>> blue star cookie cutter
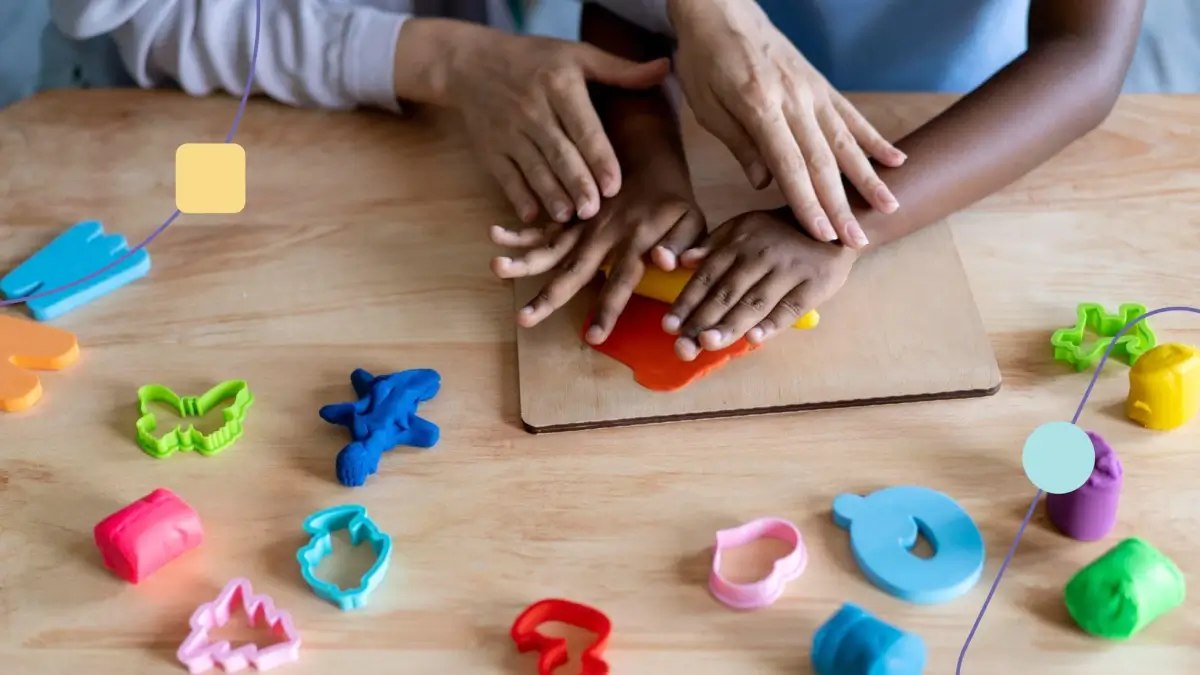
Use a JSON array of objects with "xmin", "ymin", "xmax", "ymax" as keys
[
  {"xmin": 833, "ymin": 485, "xmax": 985, "ymax": 604},
  {"xmin": 319, "ymin": 368, "xmax": 440, "ymax": 487},
  {"xmin": 296, "ymin": 504, "xmax": 393, "ymax": 611}
]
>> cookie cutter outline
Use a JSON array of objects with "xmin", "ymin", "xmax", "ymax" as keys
[
  {"xmin": 176, "ymin": 576, "xmax": 302, "ymax": 673},
  {"xmin": 708, "ymin": 517, "xmax": 808, "ymax": 609},
  {"xmin": 1050, "ymin": 302, "xmax": 1157, "ymax": 371},
  {"xmin": 296, "ymin": 504, "xmax": 393, "ymax": 611},
  {"xmin": 511, "ymin": 598, "xmax": 612, "ymax": 675},
  {"xmin": 135, "ymin": 380, "xmax": 254, "ymax": 458}
]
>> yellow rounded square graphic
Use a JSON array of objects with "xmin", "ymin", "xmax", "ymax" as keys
[{"xmin": 175, "ymin": 143, "xmax": 246, "ymax": 214}]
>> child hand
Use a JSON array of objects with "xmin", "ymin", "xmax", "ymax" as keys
[
  {"xmin": 490, "ymin": 171, "xmax": 707, "ymax": 344},
  {"xmin": 664, "ymin": 209, "xmax": 857, "ymax": 361},
  {"xmin": 443, "ymin": 30, "xmax": 670, "ymax": 225}
]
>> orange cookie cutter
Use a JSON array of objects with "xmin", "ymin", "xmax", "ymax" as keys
[{"xmin": 510, "ymin": 598, "xmax": 612, "ymax": 675}]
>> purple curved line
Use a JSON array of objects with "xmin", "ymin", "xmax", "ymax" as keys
[
  {"xmin": 0, "ymin": 0, "xmax": 262, "ymax": 308},
  {"xmin": 956, "ymin": 305, "xmax": 1200, "ymax": 673}
]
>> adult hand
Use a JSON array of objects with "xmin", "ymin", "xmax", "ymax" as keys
[
  {"xmin": 664, "ymin": 209, "xmax": 857, "ymax": 361},
  {"xmin": 489, "ymin": 161, "xmax": 706, "ymax": 343},
  {"xmin": 440, "ymin": 26, "xmax": 670, "ymax": 225},
  {"xmin": 665, "ymin": 0, "xmax": 906, "ymax": 248}
]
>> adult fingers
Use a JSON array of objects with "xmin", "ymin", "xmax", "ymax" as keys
[
  {"xmin": 548, "ymin": 77, "xmax": 621, "ymax": 200},
  {"xmin": 508, "ymin": 133, "xmax": 575, "ymax": 224},
  {"xmin": 818, "ymin": 106, "xmax": 898, "ymax": 216},
  {"xmin": 737, "ymin": 104, "xmax": 835, "ymax": 242},
  {"xmin": 517, "ymin": 231, "xmax": 613, "ymax": 327},
  {"xmin": 832, "ymin": 93, "xmax": 906, "ymax": 168},
  {"xmin": 491, "ymin": 225, "xmax": 581, "ymax": 279},
  {"xmin": 790, "ymin": 106, "xmax": 866, "ymax": 248},
  {"xmin": 650, "ymin": 209, "xmax": 707, "ymax": 272},
  {"xmin": 523, "ymin": 112, "xmax": 601, "ymax": 221},
  {"xmin": 586, "ymin": 247, "xmax": 644, "ymax": 345},
  {"xmin": 747, "ymin": 284, "xmax": 817, "ymax": 345},
  {"xmin": 575, "ymin": 46, "xmax": 671, "ymax": 89},
  {"xmin": 484, "ymin": 154, "xmax": 539, "ymax": 223},
  {"xmin": 696, "ymin": 103, "xmax": 771, "ymax": 189},
  {"xmin": 701, "ymin": 272, "xmax": 793, "ymax": 350}
]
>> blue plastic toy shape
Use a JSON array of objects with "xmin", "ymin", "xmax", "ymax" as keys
[
  {"xmin": 0, "ymin": 220, "xmax": 151, "ymax": 321},
  {"xmin": 296, "ymin": 504, "xmax": 393, "ymax": 611},
  {"xmin": 811, "ymin": 603, "xmax": 927, "ymax": 675},
  {"xmin": 319, "ymin": 368, "xmax": 440, "ymax": 487},
  {"xmin": 833, "ymin": 486, "xmax": 985, "ymax": 605}
]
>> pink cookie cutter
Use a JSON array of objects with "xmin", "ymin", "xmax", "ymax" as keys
[
  {"xmin": 709, "ymin": 517, "xmax": 807, "ymax": 609},
  {"xmin": 177, "ymin": 577, "xmax": 302, "ymax": 673}
]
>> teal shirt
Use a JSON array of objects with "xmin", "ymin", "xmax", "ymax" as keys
[{"xmin": 756, "ymin": 0, "xmax": 1030, "ymax": 92}]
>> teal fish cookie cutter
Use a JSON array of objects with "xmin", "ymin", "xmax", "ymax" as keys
[
  {"xmin": 1050, "ymin": 302, "xmax": 1157, "ymax": 371},
  {"xmin": 135, "ymin": 380, "xmax": 254, "ymax": 458},
  {"xmin": 833, "ymin": 485, "xmax": 985, "ymax": 605},
  {"xmin": 297, "ymin": 504, "xmax": 392, "ymax": 611}
]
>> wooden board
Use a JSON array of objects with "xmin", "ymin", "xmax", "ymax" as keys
[{"xmin": 515, "ymin": 221, "xmax": 1001, "ymax": 432}]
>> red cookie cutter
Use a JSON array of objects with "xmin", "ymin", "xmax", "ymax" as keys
[
  {"xmin": 93, "ymin": 488, "xmax": 204, "ymax": 583},
  {"xmin": 510, "ymin": 598, "xmax": 612, "ymax": 675}
]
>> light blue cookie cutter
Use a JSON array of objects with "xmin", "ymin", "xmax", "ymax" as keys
[
  {"xmin": 296, "ymin": 504, "xmax": 393, "ymax": 611},
  {"xmin": 833, "ymin": 485, "xmax": 985, "ymax": 605}
]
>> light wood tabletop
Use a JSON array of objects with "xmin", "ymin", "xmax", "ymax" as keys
[{"xmin": 1, "ymin": 91, "xmax": 1198, "ymax": 674}]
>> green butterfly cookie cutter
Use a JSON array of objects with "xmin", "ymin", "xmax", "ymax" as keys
[
  {"xmin": 1050, "ymin": 302, "xmax": 1157, "ymax": 372},
  {"xmin": 135, "ymin": 380, "xmax": 255, "ymax": 458}
]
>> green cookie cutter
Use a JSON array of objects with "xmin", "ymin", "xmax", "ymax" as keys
[
  {"xmin": 1050, "ymin": 302, "xmax": 1157, "ymax": 372},
  {"xmin": 135, "ymin": 380, "xmax": 255, "ymax": 458}
]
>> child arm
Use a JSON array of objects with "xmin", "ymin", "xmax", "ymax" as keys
[
  {"xmin": 48, "ymin": 0, "xmax": 416, "ymax": 111},
  {"xmin": 852, "ymin": 0, "xmax": 1146, "ymax": 252}
]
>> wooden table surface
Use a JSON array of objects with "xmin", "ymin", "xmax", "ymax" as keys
[{"xmin": 1, "ymin": 92, "xmax": 1197, "ymax": 674}]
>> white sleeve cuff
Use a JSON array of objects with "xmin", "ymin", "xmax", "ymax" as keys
[{"xmin": 342, "ymin": 9, "xmax": 408, "ymax": 112}]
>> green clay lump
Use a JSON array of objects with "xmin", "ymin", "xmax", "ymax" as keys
[{"xmin": 1063, "ymin": 537, "xmax": 1185, "ymax": 640}]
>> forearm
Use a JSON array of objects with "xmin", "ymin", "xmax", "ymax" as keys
[
  {"xmin": 580, "ymin": 2, "xmax": 688, "ymax": 185},
  {"xmin": 854, "ymin": 1, "xmax": 1144, "ymax": 252},
  {"xmin": 50, "ymin": 0, "xmax": 406, "ymax": 111}
]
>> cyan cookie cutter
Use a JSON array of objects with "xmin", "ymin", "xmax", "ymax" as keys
[
  {"xmin": 708, "ymin": 517, "xmax": 807, "ymax": 609},
  {"xmin": 296, "ymin": 504, "xmax": 392, "ymax": 611},
  {"xmin": 833, "ymin": 486, "xmax": 985, "ymax": 604}
]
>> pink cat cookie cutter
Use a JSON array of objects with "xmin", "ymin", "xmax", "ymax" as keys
[
  {"xmin": 708, "ymin": 517, "xmax": 808, "ymax": 609},
  {"xmin": 177, "ymin": 577, "xmax": 302, "ymax": 673}
]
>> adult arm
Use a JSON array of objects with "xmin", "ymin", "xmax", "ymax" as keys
[
  {"xmin": 851, "ymin": 0, "xmax": 1146, "ymax": 252},
  {"xmin": 48, "ymin": 0, "xmax": 457, "ymax": 112}
]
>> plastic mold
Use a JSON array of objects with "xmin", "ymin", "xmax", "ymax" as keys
[
  {"xmin": 135, "ymin": 380, "xmax": 254, "ymax": 458},
  {"xmin": 176, "ymin": 577, "xmax": 302, "ymax": 673},
  {"xmin": 708, "ymin": 517, "xmax": 807, "ymax": 609},
  {"xmin": 296, "ymin": 504, "xmax": 392, "ymax": 611},
  {"xmin": 1050, "ymin": 302, "xmax": 1156, "ymax": 371},
  {"xmin": 511, "ymin": 598, "xmax": 612, "ymax": 675}
]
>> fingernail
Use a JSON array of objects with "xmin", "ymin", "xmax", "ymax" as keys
[
  {"xmin": 875, "ymin": 186, "xmax": 898, "ymax": 210},
  {"xmin": 553, "ymin": 203, "xmax": 571, "ymax": 221},
  {"xmin": 585, "ymin": 326, "xmax": 604, "ymax": 344},
  {"xmin": 847, "ymin": 221, "xmax": 869, "ymax": 247},
  {"xmin": 747, "ymin": 161, "xmax": 768, "ymax": 188},
  {"xmin": 577, "ymin": 199, "xmax": 598, "ymax": 220},
  {"xmin": 748, "ymin": 327, "xmax": 764, "ymax": 343},
  {"xmin": 600, "ymin": 174, "xmax": 619, "ymax": 197},
  {"xmin": 816, "ymin": 217, "xmax": 836, "ymax": 241},
  {"xmin": 674, "ymin": 337, "xmax": 697, "ymax": 361},
  {"xmin": 700, "ymin": 329, "xmax": 725, "ymax": 350},
  {"xmin": 520, "ymin": 305, "xmax": 535, "ymax": 316},
  {"xmin": 520, "ymin": 205, "xmax": 537, "ymax": 222},
  {"xmin": 662, "ymin": 314, "xmax": 681, "ymax": 334}
]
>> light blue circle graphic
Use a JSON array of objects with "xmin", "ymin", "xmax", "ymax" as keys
[{"xmin": 1021, "ymin": 421, "xmax": 1095, "ymax": 494}]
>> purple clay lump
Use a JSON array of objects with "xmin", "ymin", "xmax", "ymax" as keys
[{"xmin": 1046, "ymin": 431, "xmax": 1122, "ymax": 541}]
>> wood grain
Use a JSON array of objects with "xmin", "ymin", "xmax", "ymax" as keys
[{"xmin": 1, "ymin": 91, "xmax": 1198, "ymax": 674}]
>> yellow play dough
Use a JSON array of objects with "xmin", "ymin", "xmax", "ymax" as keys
[
  {"xmin": 1126, "ymin": 343, "xmax": 1200, "ymax": 431},
  {"xmin": 599, "ymin": 263, "xmax": 819, "ymax": 329}
]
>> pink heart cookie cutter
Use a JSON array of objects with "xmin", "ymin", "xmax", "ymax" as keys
[
  {"xmin": 177, "ymin": 577, "xmax": 302, "ymax": 673},
  {"xmin": 708, "ymin": 517, "xmax": 808, "ymax": 609}
]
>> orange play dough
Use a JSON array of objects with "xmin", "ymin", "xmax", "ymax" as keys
[
  {"xmin": 0, "ymin": 314, "xmax": 80, "ymax": 412},
  {"xmin": 585, "ymin": 294, "xmax": 760, "ymax": 392}
]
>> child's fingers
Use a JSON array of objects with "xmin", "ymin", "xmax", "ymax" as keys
[
  {"xmin": 516, "ymin": 235, "xmax": 610, "ymax": 327},
  {"xmin": 747, "ymin": 285, "xmax": 817, "ymax": 344},
  {"xmin": 650, "ymin": 210, "xmax": 707, "ymax": 272},
  {"xmin": 524, "ymin": 114, "xmax": 601, "ymax": 220},
  {"xmin": 508, "ymin": 137, "xmax": 575, "ymax": 223},
  {"xmin": 676, "ymin": 259, "xmax": 769, "ymax": 348},
  {"xmin": 489, "ymin": 223, "xmax": 558, "ymax": 248},
  {"xmin": 586, "ymin": 250, "xmax": 644, "ymax": 345},
  {"xmin": 549, "ymin": 76, "xmax": 622, "ymax": 199},
  {"xmin": 818, "ymin": 107, "xmax": 898, "ymax": 215},
  {"xmin": 491, "ymin": 225, "xmax": 581, "ymax": 279},
  {"xmin": 832, "ymin": 93, "xmax": 906, "ymax": 168},
  {"xmin": 792, "ymin": 107, "xmax": 864, "ymax": 248},
  {"xmin": 700, "ymin": 272, "xmax": 792, "ymax": 350},
  {"xmin": 662, "ymin": 248, "xmax": 737, "ymax": 336},
  {"xmin": 485, "ymin": 154, "xmax": 539, "ymax": 223}
]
